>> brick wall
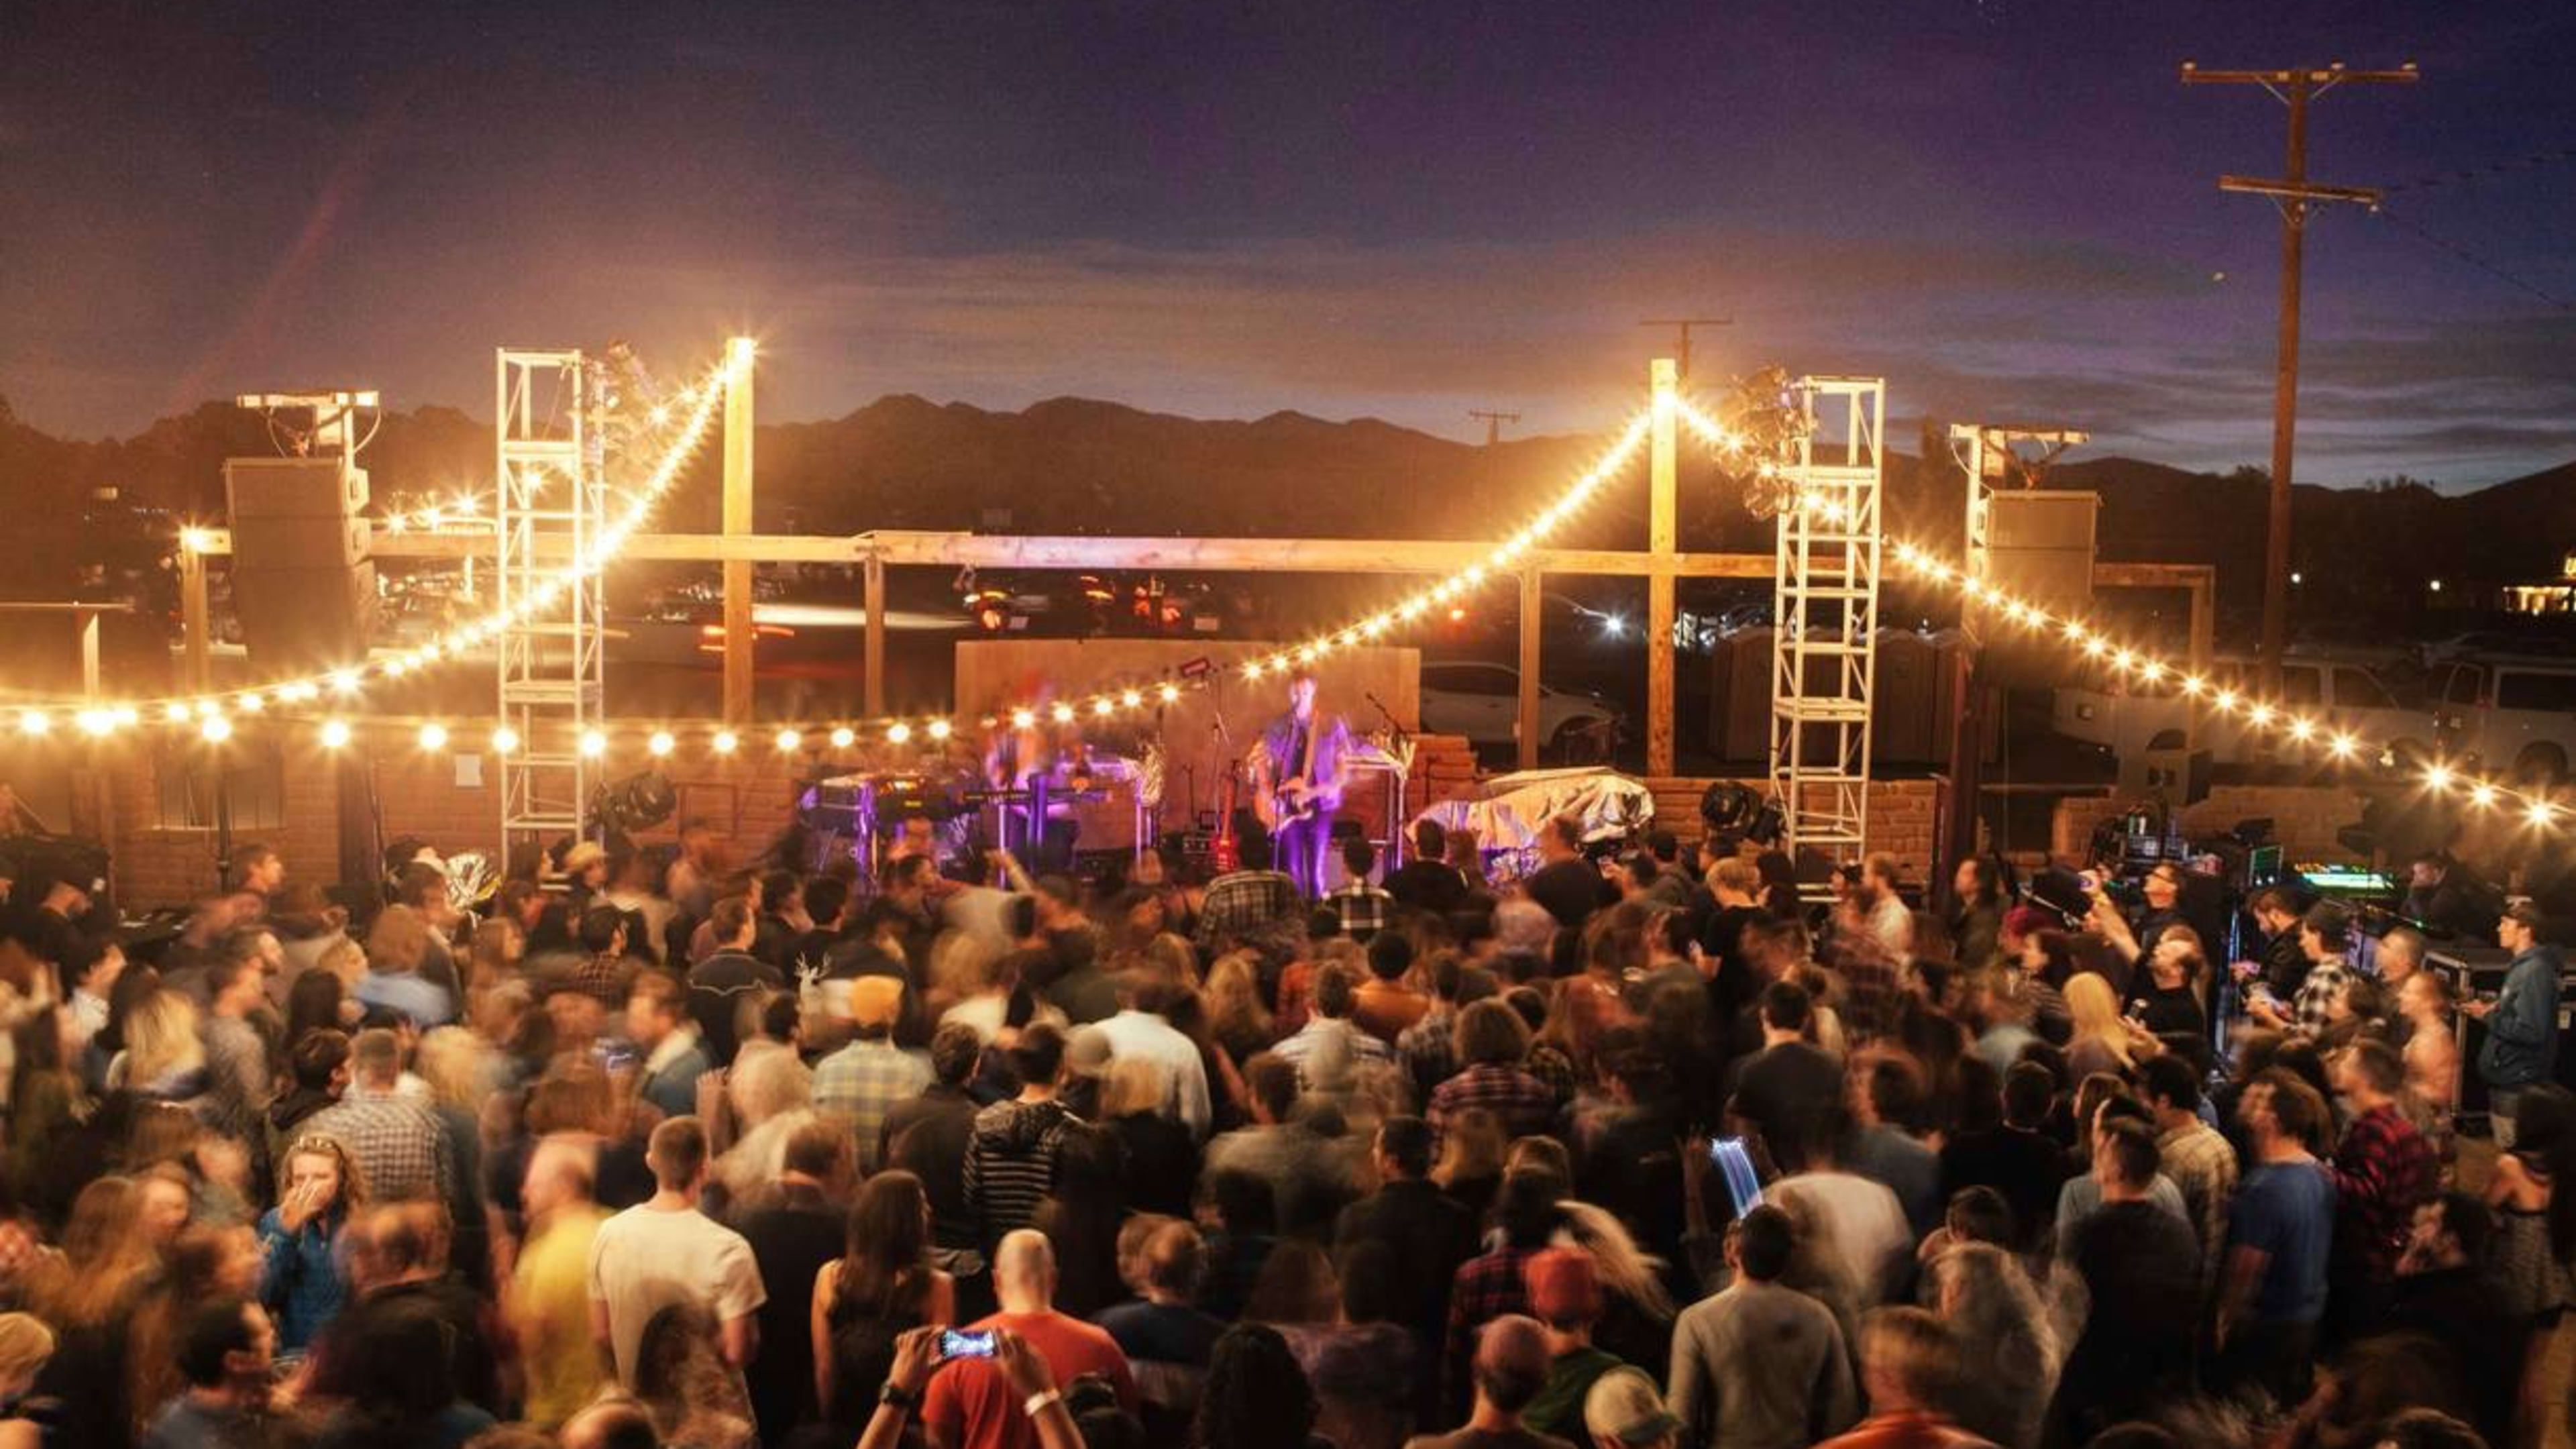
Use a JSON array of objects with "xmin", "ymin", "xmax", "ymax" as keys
[
  {"xmin": 1646, "ymin": 776, "xmax": 1946, "ymax": 879},
  {"xmin": 2049, "ymin": 784, "xmax": 2371, "ymax": 867}
]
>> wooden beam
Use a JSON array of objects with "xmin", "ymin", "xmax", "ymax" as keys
[
  {"xmin": 1517, "ymin": 567, "xmax": 1543, "ymax": 771},
  {"xmin": 1646, "ymin": 358, "xmax": 1679, "ymax": 775},
  {"xmin": 721, "ymin": 339, "xmax": 756, "ymax": 725},
  {"xmin": 863, "ymin": 553, "xmax": 888, "ymax": 718}
]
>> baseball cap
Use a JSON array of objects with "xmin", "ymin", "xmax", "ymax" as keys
[
  {"xmin": 1585, "ymin": 1366, "xmax": 1681, "ymax": 1446},
  {"xmin": 1521, "ymin": 1246, "xmax": 1601, "ymax": 1326}
]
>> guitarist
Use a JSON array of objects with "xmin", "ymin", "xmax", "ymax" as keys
[{"xmin": 1255, "ymin": 669, "xmax": 1352, "ymax": 898}]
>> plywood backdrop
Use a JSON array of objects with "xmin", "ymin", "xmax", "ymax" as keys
[{"xmin": 953, "ymin": 640, "xmax": 1421, "ymax": 835}]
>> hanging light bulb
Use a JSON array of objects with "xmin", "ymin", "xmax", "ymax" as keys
[
  {"xmin": 648, "ymin": 730, "xmax": 676, "ymax": 757},
  {"xmin": 711, "ymin": 730, "xmax": 739, "ymax": 755},
  {"xmin": 774, "ymin": 727, "xmax": 803, "ymax": 752},
  {"xmin": 321, "ymin": 719, "xmax": 353, "ymax": 749},
  {"xmin": 490, "ymin": 726, "xmax": 520, "ymax": 755}
]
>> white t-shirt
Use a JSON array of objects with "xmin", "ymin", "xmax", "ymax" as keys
[
  {"xmin": 1774, "ymin": 1171, "xmax": 1913, "ymax": 1308},
  {"xmin": 586, "ymin": 1201, "xmax": 767, "ymax": 1383}
]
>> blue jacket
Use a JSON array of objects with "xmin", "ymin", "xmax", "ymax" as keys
[
  {"xmin": 258, "ymin": 1205, "xmax": 349, "ymax": 1351},
  {"xmin": 2479, "ymin": 943, "xmax": 2564, "ymax": 1089}
]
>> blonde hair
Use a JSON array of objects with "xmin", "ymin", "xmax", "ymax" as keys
[
  {"xmin": 120, "ymin": 990, "xmax": 204, "ymax": 1087},
  {"xmin": 1554, "ymin": 1198, "xmax": 1673, "ymax": 1321},
  {"xmin": 1101, "ymin": 1056, "xmax": 1169, "ymax": 1118},
  {"xmin": 2065, "ymin": 973, "xmax": 2133, "ymax": 1067},
  {"xmin": 414, "ymin": 1026, "xmax": 491, "ymax": 1110},
  {"xmin": 283, "ymin": 1131, "xmax": 372, "ymax": 1214},
  {"xmin": 0, "ymin": 1311, "xmax": 53, "ymax": 1383},
  {"xmin": 30, "ymin": 1177, "xmax": 153, "ymax": 1328},
  {"xmin": 1205, "ymin": 953, "xmax": 1271, "ymax": 1044},
  {"xmin": 319, "ymin": 935, "xmax": 369, "ymax": 986},
  {"xmin": 728, "ymin": 1043, "xmax": 812, "ymax": 1126},
  {"xmin": 366, "ymin": 905, "xmax": 432, "ymax": 975},
  {"xmin": 1432, "ymin": 1106, "xmax": 1506, "ymax": 1189}
]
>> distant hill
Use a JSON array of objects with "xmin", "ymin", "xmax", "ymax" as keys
[{"xmin": 1, "ymin": 389, "xmax": 2569, "ymax": 629}]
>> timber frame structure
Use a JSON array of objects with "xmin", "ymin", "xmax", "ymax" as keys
[{"xmin": 183, "ymin": 359, "xmax": 2216, "ymax": 783}]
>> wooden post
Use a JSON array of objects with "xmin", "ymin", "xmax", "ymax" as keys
[
  {"xmin": 1647, "ymin": 358, "xmax": 1679, "ymax": 776},
  {"xmin": 180, "ymin": 541, "xmax": 211, "ymax": 692},
  {"xmin": 721, "ymin": 337, "xmax": 757, "ymax": 724},
  {"xmin": 1517, "ymin": 566, "xmax": 1544, "ymax": 771},
  {"xmin": 863, "ymin": 551, "xmax": 888, "ymax": 718}
]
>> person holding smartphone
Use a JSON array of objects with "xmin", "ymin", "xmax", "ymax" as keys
[
  {"xmin": 863, "ymin": 1325, "xmax": 1082, "ymax": 1449},
  {"xmin": 920, "ymin": 1230, "xmax": 1134, "ymax": 1449}
]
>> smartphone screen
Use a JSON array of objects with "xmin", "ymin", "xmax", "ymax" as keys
[
  {"xmin": 939, "ymin": 1329, "xmax": 998, "ymax": 1360},
  {"xmin": 1710, "ymin": 1137, "xmax": 1764, "ymax": 1216}
]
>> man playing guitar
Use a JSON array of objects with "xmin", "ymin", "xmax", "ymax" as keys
[{"xmin": 1254, "ymin": 669, "xmax": 1351, "ymax": 899}]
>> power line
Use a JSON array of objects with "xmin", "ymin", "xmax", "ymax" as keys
[
  {"xmin": 2372, "ymin": 204, "xmax": 2573, "ymax": 310},
  {"xmin": 2380, "ymin": 144, "xmax": 2576, "ymax": 197}
]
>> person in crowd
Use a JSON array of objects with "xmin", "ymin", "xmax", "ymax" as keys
[
  {"xmin": 2326, "ymin": 1036, "xmax": 2439, "ymax": 1341},
  {"xmin": 965, "ymin": 1023, "xmax": 1082, "ymax": 1247},
  {"xmin": 588, "ymin": 1116, "xmax": 767, "ymax": 1384},
  {"xmin": 1845, "ymin": 1053, "xmax": 1941, "ymax": 1238},
  {"xmin": 1813, "ymin": 1306, "xmax": 1982, "ymax": 1449},
  {"xmin": 1948, "ymin": 855, "xmax": 2008, "ymax": 975},
  {"xmin": 2050, "ymin": 1117, "xmax": 2200, "ymax": 1443},
  {"xmin": 2123, "ymin": 929, "xmax": 2209, "ymax": 1040},
  {"xmin": 924, "ymin": 1229, "xmax": 1136, "ymax": 1449},
  {"xmin": 814, "ymin": 977, "xmax": 932, "ymax": 1170},
  {"xmin": 2467, "ymin": 901, "xmax": 2563, "ymax": 1146},
  {"xmin": 302, "ymin": 1028, "xmax": 453, "ymax": 1207},
  {"xmin": 1098, "ymin": 1217, "xmax": 1227, "ymax": 1436},
  {"xmin": 2139, "ymin": 1053, "xmax": 2237, "ymax": 1297},
  {"xmin": 1389, "ymin": 820, "xmax": 1468, "ymax": 918},
  {"xmin": 510, "ymin": 1136, "xmax": 610, "ymax": 1430},
  {"xmin": 2388, "ymin": 1191, "xmax": 2524, "ymax": 1447},
  {"xmin": 1093, "ymin": 977, "xmax": 1215, "ymax": 1139},
  {"xmin": 2396, "ymin": 967, "xmax": 2459, "ymax": 1123},
  {"xmin": 2216, "ymin": 1068, "xmax": 2337, "ymax": 1407},
  {"xmin": 2061, "ymin": 972, "xmax": 2136, "ymax": 1081},
  {"xmin": 1728, "ymin": 980, "xmax": 1843, "ymax": 1173},
  {"xmin": 1328, "ymin": 837, "xmax": 1397, "ymax": 943},
  {"xmin": 689, "ymin": 896, "xmax": 784, "ymax": 1069},
  {"xmin": 140, "ymin": 1297, "xmax": 279, "ymax": 1449},
  {"xmin": 257, "ymin": 1131, "xmax": 367, "ymax": 1354},
  {"xmin": 812, "ymin": 1167, "xmax": 953, "ymax": 1435},
  {"xmin": 1412, "ymin": 1312, "xmax": 1568, "ymax": 1449},
  {"xmin": 1518, "ymin": 1248, "xmax": 1626, "ymax": 1444},
  {"xmin": 1197, "ymin": 1321, "xmax": 1335, "ymax": 1449},
  {"xmin": 1355, "ymin": 932, "xmax": 1431, "ymax": 1045},
  {"xmin": 1428, "ymin": 1000, "xmax": 1557, "ymax": 1148},
  {"xmin": 733, "ymin": 1118, "xmax": 847, "ymax": 1444},
  {"xmin": 1524, "ymin": 815, "xmax": 1614, "ymax": 934},
  {"xmin": 2481, "ymin": 1081, "xmax": 2576, "ymax": 1444},
  {"xmin": 1666, "ymin": 1202, "xmax": 1856, "ymax": 1449}
]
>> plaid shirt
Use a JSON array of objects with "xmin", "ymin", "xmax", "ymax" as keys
[
  {"xmin": 2291, "ymin": 961, "xmax": 2352, "ymax": 1038},
  {"xmin": 1444, "ymin": 1245, "xmax": 1537, "ymax": 1415},
  {"xmin": 303, "ymin": 1085, "xmax": 454, "ymax": 1204},
  {"xmin": 814, "ymin": 1038, "xmax": 934, "ymax": 1171},
  {"xmin": 1426, "ymin": 1063, "xmax": 1558, "ymax": 1149},
  {"xmin": 2157, "ymin": 1118, "xmax": 2240, "ymax": 1289},
  {"xmin": 2333, "ymin": 1102, "xmax": 2439, "ymax": 1281},
  {"xmin": 1325, "ymin": 882, "xmax": 1396, "ymax": 941},
  {"xmin": 567, "ymin": 951, "xmax": 636, "ymax": 1008},
  {"xmin": 1195, "ymin": 869, "xmax": 1304, "ymax": 949},
  {"xmin": 1398, "ymin": 1006, "xmax": 1458, "ymax": 1096}
]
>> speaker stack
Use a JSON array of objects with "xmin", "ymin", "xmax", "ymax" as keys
[
  {"xmin": 1977, "ymin": 490, "xmax": 2098, "ymax": 687},
  {"xmin": 222, "ymin": 458, "xmax": 376, "ymax": 674}
]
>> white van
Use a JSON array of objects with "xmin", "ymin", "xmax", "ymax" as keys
[
  {"xmin": 2053, "ymin": 652, "xmax": 2435, "ymax": 769},
  {"xmin": 2426, "ymin": 653, "xmax": 2576, "ymax": 783}
]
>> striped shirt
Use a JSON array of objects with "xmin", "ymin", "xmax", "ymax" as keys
[{"xmin": 962, "ymin": 1097, "xmax": 1079, "ymax": 1247}]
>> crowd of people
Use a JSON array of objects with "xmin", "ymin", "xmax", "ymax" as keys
[{"xmin": 0, "ymin": 798, "xmax": 2563, "ymax": 1449}]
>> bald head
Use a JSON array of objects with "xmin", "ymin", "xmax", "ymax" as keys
[
  {"xmin": 994, "ymin": 1228, "xmax": 1057, "ymax": 1312},
  {"xmin": 524, "ymin": 1136, "xmax": 596, "ymax": 1219},
  {"xmin": 1473, "ymin": 1313, "xmax": 1554, "ymax": 1417}
]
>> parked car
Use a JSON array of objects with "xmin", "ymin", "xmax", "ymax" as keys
[
  {"xmin": 1419, "ymin": 660, "xmax": 1621, "ymax": 761},
  {"xmin": 2424, "ymin": 652, "xmax": 2576, "ymax": 783},
  {"xmin": 2052, "ymin": 651, "xmax": 2434, "ymax": 771}
]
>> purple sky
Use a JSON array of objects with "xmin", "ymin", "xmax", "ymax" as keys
[{"xmin": 3, "ymin": 1, "xmax": 2570, "ymax": 488}]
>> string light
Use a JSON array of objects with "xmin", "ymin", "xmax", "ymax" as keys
[
  {"xmin": 578, "ymin": 729, "xmax": 606, "ymax": 758},
  {"xmin": 885, "ymin": 722, "xmax": 912, "ymax": 745},
  {"xmin": 829, "ymin": 726, "xmax": 855, "ymax": 749},
  {"xmin": 15, "ymin": 710, "xmax": 46, "ymax": 737},
  {"xmin": 77, "ymin": 708, "xmax": 114, "ymax": 737},
  {"xmin": 15, "ymin": 343, "xmax": 743, "ymax": 725},
  {"xmin": 419, "ymin": 722, "xmax": 449, "ymax": 751},
  {"xmin": 647, "ymin": 730, "xmax": 676, "ymax": 757},
  {"xmin": 1892, "ymin": 534, "xmax": 2573, "ymax": 833},
  {"xmin": 711, "ymin": 729, "xmax": 738, "ymax": 755},
  {"xmin": 199, "ymin": 714, "xmax": 232, "ymax": 743},
  {"xmin": 926, "ymin": 718, "xmax": 953, "ymax": 741},
  {"xmin": 773, "ymin": 727, "xmax": 802, "ymax": 752},
  {"xmin": 490, "ymin": 726, "xmax": 520, "ymax": 755},
  {"xmin": 321, "ymin": 719, "xmax": 352, "ymax": 749}
]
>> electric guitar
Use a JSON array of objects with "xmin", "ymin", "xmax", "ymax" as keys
[
  {"xmin": 1252, "ymin": 720, "xmax": 1342, "ymax": 831},
  {"xmin": 1212, "ymin": 762, "xmax": 1242, "ymax": 874}
]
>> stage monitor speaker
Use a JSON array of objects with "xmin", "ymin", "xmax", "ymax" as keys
[
  {"xmin": 1976, "ymin": 489, "xmax": 2098, "ymax": 686},
  {"xmin": 2119, "ymin": 745, "xmax": 2212, "ymax": 806},
  {"xmin": 223, "ymin": 459, "xmax": 375, "ymax": 674}
]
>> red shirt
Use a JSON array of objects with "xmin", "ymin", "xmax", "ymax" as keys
[{"xmin": 922, "ymin": 1309, "xmax": 1137, "ymax": 1449}]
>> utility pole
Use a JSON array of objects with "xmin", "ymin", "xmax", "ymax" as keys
[
  {"xmin": 1636, "ymin": 317, "xmax": 1731, "ymax": 382},
  {"xmin": 2183, "ymin": 59, "xmax": 2416, "ymax": 691},
  {"xmin": 1467, "ymin": 409, "xmax": 1520, "ymax": 446}
]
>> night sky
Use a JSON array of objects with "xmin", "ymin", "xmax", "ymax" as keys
[{"xmin": 3, "ymin": 1, "xmax": 2570, "ymax": 489}]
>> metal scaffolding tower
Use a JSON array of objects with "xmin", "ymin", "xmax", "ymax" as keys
[
  {"xmin": 495, "ymin": 349, "xmax": 606, "ymax": 853},
  {"xmin": 1770, "ymin": 376, "xmax": 1885, "ymax": 874}
]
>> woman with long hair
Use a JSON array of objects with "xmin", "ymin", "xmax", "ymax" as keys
[
  {"xmin": 2485, "ymin": 1083, "xmax": 2576, "ymax": 1446},
  {"xmin": 107, "ymin": 989, "xmax": 207, "ymax": 1107},
  {"xmin": 2061, "ymin": 974, "xmax": 2135, "ymax": 1081},
  {"xmin": 125, "ymin": 1223, "xmax": 262, "ymax": 1439},
  {"xmin": 635, "ymin": 1302, "xmax": 755, "ymax": 1449},
  {"xmin": 1193, "ymin": 1322, "xmax": 1330, "ymax": 1449},
  {"xmin": 1429, "ymin": 1106, "xmax": 1507, "ymax": 1219},
  {"xmin": 0, "ymin": 1313, "xmax": 54, "ymax": 1449},
  {"xmin": 284, "ymin": 962, "xmax": 355, "ymax": 1051},
  {"xmin": 812, "ymin": 1169, "xmax": 954, "ymax": 1432},
  {"xmin": 25, "ymin": 1175, "xmax": 157, "ymax": 1447},
  {"xmin": 1553, "ymin": 1199, "xmax": 1675, "ymax": 1379},
  {"xmin": 258, "ymin": 1132, "xmax": 369, "ymax": 1352},
  {"xmin": 6, "ymin": 1006, "xmax": 89, "ymax": 1224},
  {"xmin": 1927, "ymin": 1242, "xmax": 2059, "ymax": 1449},
  {"xmin": 1204, "ymin": 952, "xmax": 1275, "ymax": 1065}
]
